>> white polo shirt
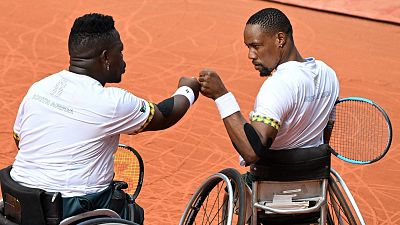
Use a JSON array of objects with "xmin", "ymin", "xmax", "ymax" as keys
[
  {"xmin": 11, "ymin": 70, "xmax": 151, "ymax": 197},
  {"xmin": 251, "ymin": 57, "xmax": 339, "ymax": 150}
]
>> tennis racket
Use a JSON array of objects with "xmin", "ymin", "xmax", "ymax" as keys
[
  {"xmin": 328, "ymin": 97, "xmax": 392, "ymax": 164},
  {"xmin": 114, "ymin": 144, "xmax": 144, "ymax": 201}
]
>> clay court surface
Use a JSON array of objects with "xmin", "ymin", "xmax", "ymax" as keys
[{"xmin": 0, "ymin": 0, "xmax": 399, "ymax": 224}]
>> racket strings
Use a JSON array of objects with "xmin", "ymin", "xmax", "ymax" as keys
[
  {"xmin": 330, "ymin": 100, "xmax": 389, "ymax": 162},
  {"xmin": 114, "ymin": 147, "xmax": 141, "ymax": 193}
]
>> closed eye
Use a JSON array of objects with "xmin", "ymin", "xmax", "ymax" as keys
[{"xmin": 246, "ymin": 43, "xmax": 261, "ymax": 50}]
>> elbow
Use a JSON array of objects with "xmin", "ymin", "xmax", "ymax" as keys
[
  {"xmin": 245, "ymin": 155, "xmax": 259, "ymax": 165},
  {"xmin": 241, "ymin": 151, "xmax": 259, "ymax": 165}
]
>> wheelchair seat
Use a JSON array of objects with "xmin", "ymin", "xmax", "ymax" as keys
[
  {"xmin": 250, "ymin": 144, "xmax": 331, "ymax": 225},
  {"xmin": 0, "ymin": 165, "xmax": 63, "ymax": 225}
]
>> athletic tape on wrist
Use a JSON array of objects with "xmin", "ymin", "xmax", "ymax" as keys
[
  {"xmin": 215, "ymin": 92, "xmax": 240, "ymax": 119},
  {"xmin": 172, "ymin": 86, "xmax": 195, "ymax": 106}
]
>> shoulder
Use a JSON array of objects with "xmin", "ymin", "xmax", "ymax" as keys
[
  {"xmin": 25, "ymin": 72, "xmax": 62, "ymax": 95},
  {"xmin": 256, "ymin": 74, "xmax": 296, "ymax": 106},
  {"xmin": 103, "ymin": 87, "xmax": 140, "ymax": 103},
  {"xmin": 104, "ymin": 87, "xmax": 145, "ymax": 111},
  {"xmin": 260, "ymin": 66, "xmax": 299, "ymax": 92},
  {"xmin": 315, "ymin": 60, "xmax": 336, "ymax": 74}
]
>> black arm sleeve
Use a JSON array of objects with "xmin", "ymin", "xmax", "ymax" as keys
[
  {"xmin": 156, "ymin": 97, "xmax": 174, "ymax": 118},
  {"xmin": 244, "ymin": 123, "xmax": 272, "ymax": 159}
]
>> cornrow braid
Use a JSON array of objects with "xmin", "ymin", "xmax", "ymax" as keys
[{"xmin": 246, "ymin": 8, "xmax": 293, "ymax": 37}]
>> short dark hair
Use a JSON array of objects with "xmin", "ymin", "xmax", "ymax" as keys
[
  {"xmin": 68, "ymin": 13, "xmax": 117, "ymax": 56},
  {"xmin": 246, "ymin": 8, "xmax": 293, "ymax": 37}
]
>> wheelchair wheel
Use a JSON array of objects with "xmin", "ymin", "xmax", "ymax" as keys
[
  {"xmin": 327, "ymin": 176, "xmax": 360, "ymax": 225},
  {"xmin": 219, "ymin": 168, "xmax": 247, "ymax": 225},
  {"xmin": 179, "ymin": 168, "xmax": 246, "ymax": 225},
  {"xmin": 76, "ymin": 217, "xmax": 139, "ymax": 225}
]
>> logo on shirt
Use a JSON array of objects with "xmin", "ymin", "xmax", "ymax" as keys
[
  {"xmin": 140, "ymin": 101, "xmax": 147, "ymax": 112},
  {"xmin": 32, "ymin": 94, "xmax": 74, "ymax": 114},
  {"xmin": 305, "ymin": 91, "xmax": 331, "ymax": 102}
]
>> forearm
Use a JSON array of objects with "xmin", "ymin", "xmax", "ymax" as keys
[
  {"xmin": 223, "ymin": 113, "xmax": 260, "ymax": 163},
  {"xmin": 214, "ymin": 92, "xmax": 261, "ymax": 163},
  {"xmin": 142, "ymin": 86, "xmax": 195, "ymax": 132},
  {"xmin": 156, "ymin": 95, "xmax": 190, "ymax": 130}
]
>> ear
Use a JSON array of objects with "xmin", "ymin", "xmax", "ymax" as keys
[
  {"xmin": 276, "ymin": 32, "xmax": 286, "ymax": 48},
  {"xmin": 100, "ymin": 49, "xmax": 109, "ymax": 59},
  {"xmin": 100, "ymin": 50, "xmax": 110, "ymax": 69}
]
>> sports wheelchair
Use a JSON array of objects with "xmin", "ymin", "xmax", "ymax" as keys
[
  {"xmin": 0, "ymin": 144, "xmax": 142, "ymax": 225},
  {"xmin": 179, "ymin": 145, "xmax": 365, "ymax": 225}
]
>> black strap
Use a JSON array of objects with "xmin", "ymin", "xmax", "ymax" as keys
[{"xmin": 250, "ymin": 144, "xmax": 332, "ymax": 181}]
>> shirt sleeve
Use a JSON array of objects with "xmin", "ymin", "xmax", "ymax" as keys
[
  {"xmin": 250, "ymin": 77, "xmax": 294, "ymax": 130},
  {"xmin": 13, "ymin": 96, "xmax": 27, "ymax": 141},
  {"xmin": 105, "ymin": 88, "xmax": 154, "ymax": 135}
]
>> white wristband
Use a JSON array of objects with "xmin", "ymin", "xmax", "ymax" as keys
[
  {"xmin": 173, "ymin": 86, "xmax": 195, "ymax": 106},
  {"xmin": 215, "ymin": 92, "xmax": 240, "ymax": 119}
]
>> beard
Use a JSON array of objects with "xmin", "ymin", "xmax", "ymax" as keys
[{"xmin": 259, "ymin": 66, "xmax": 274, "ymax": 77}]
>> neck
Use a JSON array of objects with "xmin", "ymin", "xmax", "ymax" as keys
[
  {"xmin": 68, "ymin": 65, "xmax": 89, "ymax": 75},
  {"xmin": 69, "ymin": 58, "xmax": 105, "ymax": 86},
  {"xmin": 280, "ymin": 43, "xmax": 305, "ymax": 65}
]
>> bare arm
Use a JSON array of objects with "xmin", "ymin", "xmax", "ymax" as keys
[
  {"xmin": 141, "ymin": 76, "xmax": 200, "ymax": 132},
  {"xmin": 199, "ymin": 69, "xmax": 277, "ymax": 164},
  {"xmin": 223, "ymin": 112, "xmax": 277, "ymax": 164}
]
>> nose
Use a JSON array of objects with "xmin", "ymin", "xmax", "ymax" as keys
[{"xmin": 248, "ymin": 48, "xmax": 257, "ymax": 60}]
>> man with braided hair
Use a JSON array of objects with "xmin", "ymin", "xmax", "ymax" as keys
[
  {"xmin": 198, "ymin": 8, "xmax": 339, "ymax": 221},
  {"xmin": 9, "ymin": 13, "xmax": 200, "ymax": 223}
]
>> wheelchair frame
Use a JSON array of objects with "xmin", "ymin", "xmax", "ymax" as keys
[{"xmin": 179, "ymin": 168, "xmax": 366, "ymax": 225}]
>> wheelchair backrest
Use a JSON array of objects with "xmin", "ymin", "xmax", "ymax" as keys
[
  {"xmin": 250, "ymin": 144, "xmax": 332, "ymax": 182},
  {"xmin": 0, "ymin": 165, "xmax": 62, "ymax": 225}
]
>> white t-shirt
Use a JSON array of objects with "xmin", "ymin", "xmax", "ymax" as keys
[
  {"xmin": 251, "ymin": 57, "xmax": 339, "ymax": 150},
  {"xmin": 11, "ymin": 70, "xmax": 151, "ymax": 197}
]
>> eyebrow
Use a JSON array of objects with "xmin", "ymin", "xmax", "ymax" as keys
[{"xmin": 246, "ymin": 42, "xmax": 262, "ymax": 47}]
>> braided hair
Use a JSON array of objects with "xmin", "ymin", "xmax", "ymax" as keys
[{"xmin": 246, "ymin": 8, "xmax": 293, "ymax": 39}]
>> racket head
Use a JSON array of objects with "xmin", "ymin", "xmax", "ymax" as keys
[
  {"xmin": 114, "ymin": 144, "xmax": 144, "ymax": 200},
  {"xmin": 329, "ymin": 97, "xmax": 392, "ymax": 164}
]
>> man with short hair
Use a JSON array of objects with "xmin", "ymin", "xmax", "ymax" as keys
[
  {"xmin": 10, "ymin": 13, "xmax": 200, "ymax": 222},
  {"xmin": 198, "ymin": 7, "xmax": 339, "ymax": 220}
]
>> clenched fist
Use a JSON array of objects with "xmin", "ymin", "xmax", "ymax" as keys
[{"xmin": 198, "ymin": 69, "xmax": 228, "ymax": 100}]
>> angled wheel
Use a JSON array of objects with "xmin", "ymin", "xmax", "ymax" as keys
[
  {"xmin": 327, "ymin": 175, "xmax": 361, "ymax": 225},
  {"xmin": 219, "ymin": 168, "xmax": 247, "ymax": 225},
  {"xmin": 179, "ymin": 168, "xmax": 246, "ymax": 225}
]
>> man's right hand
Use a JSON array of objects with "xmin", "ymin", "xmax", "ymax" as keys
[
  {"xmin": 178, "ymin": 76, "xmax": 200, "ymax": 102},
  {"xmin": 198, "ymin": 69, "xmax": 228, "ymax": 100}
]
